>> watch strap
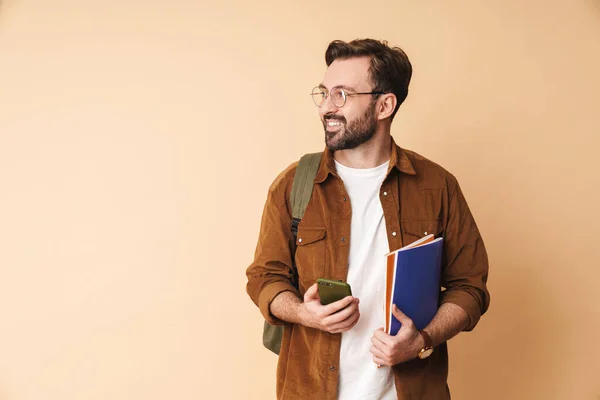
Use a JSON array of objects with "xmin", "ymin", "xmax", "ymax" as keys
[{"xmin": 419, "ymin": 330, "xmax": 433, "ymax": 349}]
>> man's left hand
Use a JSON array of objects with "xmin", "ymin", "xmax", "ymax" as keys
[{"xmin": 370, "ymin": 304, "xmax": 424, "ymax": 366}]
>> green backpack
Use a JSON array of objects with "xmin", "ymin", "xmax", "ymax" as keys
[{"xmin": 262, "ymin": 152, "xmax": 323, "ymax": 355}]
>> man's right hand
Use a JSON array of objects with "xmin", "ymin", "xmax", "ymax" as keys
[{"xmin": 299, "ymin": 283, "xmax": 360, "ymax": 334}]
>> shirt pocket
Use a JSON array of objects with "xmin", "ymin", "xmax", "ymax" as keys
[
  {"xmin": 294, "ymin": 226, "xmax": 326, "ymax": 290},
  {"xmin": 400, "ymin": 219, "xmax": 444, "ymax": 246}
]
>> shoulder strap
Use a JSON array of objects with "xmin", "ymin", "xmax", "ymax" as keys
[
  {"xmin": 261, "ymin": 152, "xmax": 323, "ymax": 356},
  {"xmin": 290, "ymin": 152, "xmax": 323, "ymax": 236}
]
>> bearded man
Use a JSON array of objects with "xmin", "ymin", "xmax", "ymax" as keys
[{"xmin": 246, "ymin": 38, "xmax": 490, "ymax": 400}]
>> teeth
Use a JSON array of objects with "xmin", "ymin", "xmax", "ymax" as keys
[{"xmin": 328, "ymin": 121, "xmax": 341, "ymax": 127}]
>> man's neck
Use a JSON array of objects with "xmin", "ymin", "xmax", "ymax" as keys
[{"xmin": 333, "ymin": 131, "xmax": 392, "ymax": 169}]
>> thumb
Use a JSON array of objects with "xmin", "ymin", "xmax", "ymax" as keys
[
  {"xmin": 304, "ymin": 283, "xmax": 319, "ymax": 301},
  {"xmin": 392, "ymin": 304, "xmax": 412, "ymax": 327}
]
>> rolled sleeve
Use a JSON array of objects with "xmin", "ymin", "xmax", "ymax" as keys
[{"xmin": 441, "ymin": 176, "xmax": 491, "ymax": 332}]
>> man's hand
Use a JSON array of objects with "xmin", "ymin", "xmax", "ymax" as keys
[
  {"xmin": 370, "ymin": 304, "xmax": 424, "ymax": 366},
  {"xmin": 299, "ymin": 283, "xmax": 360, "ymax": 334}
]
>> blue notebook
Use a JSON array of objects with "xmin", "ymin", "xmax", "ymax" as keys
[{"xmin": 385, "ymin": 235, "xmax": 444, "ymax": 335}]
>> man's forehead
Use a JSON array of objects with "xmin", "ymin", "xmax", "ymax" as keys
[{"xmin": 321, "ymin": 56, "xmax": 372, "ymax": 90}]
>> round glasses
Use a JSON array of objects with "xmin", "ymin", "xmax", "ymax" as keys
[{"xmin": 311, "ymin": 86, "xmax": 385, "ymax": 108}]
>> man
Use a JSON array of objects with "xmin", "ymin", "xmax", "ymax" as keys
[{"xmin": 246, "ymin": 38, "xmax": 490, "ymax": 400}]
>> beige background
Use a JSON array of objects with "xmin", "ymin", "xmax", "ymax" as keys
[{"xmin": 1, "ymin": 0, "xmax": 599, "ymax": 399}]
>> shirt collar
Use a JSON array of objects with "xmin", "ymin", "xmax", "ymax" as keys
[{"xmin": 314, "ymin": 136, "xmax": 416, "ymax": 184}]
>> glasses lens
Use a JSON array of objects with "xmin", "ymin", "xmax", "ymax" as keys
[
  {"xmin": 330, "ymin": 87, "xmax": 346, "ymax": 108},
  {"xmin": 311, "ymin": 87, "xmax": 326, "ymax": 107}
]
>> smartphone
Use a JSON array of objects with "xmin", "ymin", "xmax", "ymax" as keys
[{"xmin": 317, "ymin": 278, "xmax": 353, "ymax": 305}]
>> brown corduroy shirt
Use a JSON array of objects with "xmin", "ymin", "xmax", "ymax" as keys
[{"xmin": 246, "ymin": 137, "xmax": 490, "ymax": 399}]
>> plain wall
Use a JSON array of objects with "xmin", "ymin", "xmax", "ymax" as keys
[{"xmin": 1, "ymin": 0, "xmax": 599, "ymax": 399}]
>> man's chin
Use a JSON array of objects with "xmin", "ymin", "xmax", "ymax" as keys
[
  {"xmin": 326, "ymin": 140, "xmax": 348, "ymax": 152},
  {"xmin": 325, "ymin": 131, "xmax": 342, "ymax": 151}
]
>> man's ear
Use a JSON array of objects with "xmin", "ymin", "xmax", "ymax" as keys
[{"xmin": 377, "ymin": 93, "xmax": 397, "ymax": 121}]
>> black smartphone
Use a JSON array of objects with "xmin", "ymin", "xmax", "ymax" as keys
[{"xmin": 317, "ymin": 278, "xmax": 353, "ymax": 305}]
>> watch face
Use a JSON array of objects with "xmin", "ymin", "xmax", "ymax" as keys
[{"xmin": 419, "ymin": 348, "xmax": 434, "ymax": 359}]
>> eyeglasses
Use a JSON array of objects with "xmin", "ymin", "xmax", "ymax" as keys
[{"xmin": 311, "ymin": 86, "xmax": 386, "ymax": 108}]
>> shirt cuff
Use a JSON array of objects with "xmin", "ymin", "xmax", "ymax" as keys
[
  {"xmin": 439, "ymin": 289, "xmax": 482, "ymax": 331},
  {"xmin": 259, "ymin": 281, "xmax": 302, "ymax": 326}
]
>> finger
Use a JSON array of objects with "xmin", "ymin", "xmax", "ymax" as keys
[
  {"xmin": 392, "ymin": 304, "xmax": 414, "ymax": 330},
  {"xmin": 322, "ymin": 301, "xmax": 359, "ymax": 325},
  {"xmin": 373, "ymin": 327, "xmax": 395, "ymax": 347},
  {"xmin": 372, "ymin": 355, "xmax": 389, "ymax": 367},
  {"xmin": 339, "ymin": 310, "xmax": 361, "ymax": 332},
  {"xmin": 370, "ymin": 344, "xmax": 387, "ymax": 360},
  {"xmin": 304, "ymin": 283, "xmax": 319, "ymax": 301},
  {"xmin": 370, "ymin": 333, "xmax": 389, "ymax": 350},
  {"xmin": 322, "ymin": 295, "xmax": 357, "ymax": 315},
  {"xmin": 347, "ymin": 313, "xmax": 360, "ymax": 329},
  {"xmin": 327, "ymin": 310, "xmax": 360, "ymax": 333}
]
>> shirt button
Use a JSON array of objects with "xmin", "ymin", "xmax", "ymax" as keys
[
  {"xmin": 383, "ymin": 191, "xmax": 388, "ymax": 196},
  {"xmin": 424, "ymin": 231, "xmax": 428, "ymax": 236},
  {"xmin": 343, "ymin": 197, "xmax": 347, "ymax": 202},
  {"xmin": 298, "ymin": 238, "xmax": 303, "ymax": 243},
  {"xmin": 392, "ymin": 231, "xmax": 397, "ymax": 237},
  {"xmin": 341, "ymin": 237, "xmax": 346, "ymax": 243},
  {"xmin": 329, "ymin": 365, "xmax": 335, "ymax": 371}
]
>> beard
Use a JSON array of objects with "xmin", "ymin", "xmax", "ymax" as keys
[{"xmin": 323, "ymin": 102, "xmax": 378, "ymax": 151}]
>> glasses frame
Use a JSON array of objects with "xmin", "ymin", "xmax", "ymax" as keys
[{"xmin": 311, "ymin": 85, "xmax": 386, "ymax": 108}]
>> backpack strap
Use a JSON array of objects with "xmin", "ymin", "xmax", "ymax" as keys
[
  {"xmin": 290, "ymin": 152, "xmax": 323, "ymax": 237},
  {"xmin": 261, "ymin": 152, "xmax": 323, "ymax": 356}
]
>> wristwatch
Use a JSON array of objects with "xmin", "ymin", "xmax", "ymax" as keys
[{"xmin": 417, "ymin": 330, "xmax": 434, "ymax": 359}]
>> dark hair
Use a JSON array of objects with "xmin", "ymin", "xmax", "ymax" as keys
[{"xmin": 325, "ymin": 38, "xmax": 412, "ymax": 120}]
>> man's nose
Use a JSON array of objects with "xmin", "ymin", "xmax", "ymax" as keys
[{"xmin": 319, "ymin": 95, "xmax": 339, "ymax": 116}]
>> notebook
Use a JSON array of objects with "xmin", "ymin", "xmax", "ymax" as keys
[{"xmin": 384, "ymin": 234, "xmax": 444, "ymax": 335}]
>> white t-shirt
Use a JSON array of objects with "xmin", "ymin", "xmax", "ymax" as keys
[{"xmin": 335, "ymin": 159, "xmax": 396, "ymax": 400}]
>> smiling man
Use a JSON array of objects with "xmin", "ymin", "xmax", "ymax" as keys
[{"xmin": 246, "ymin": 39, "xmax": 490, "ymax": 400}]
